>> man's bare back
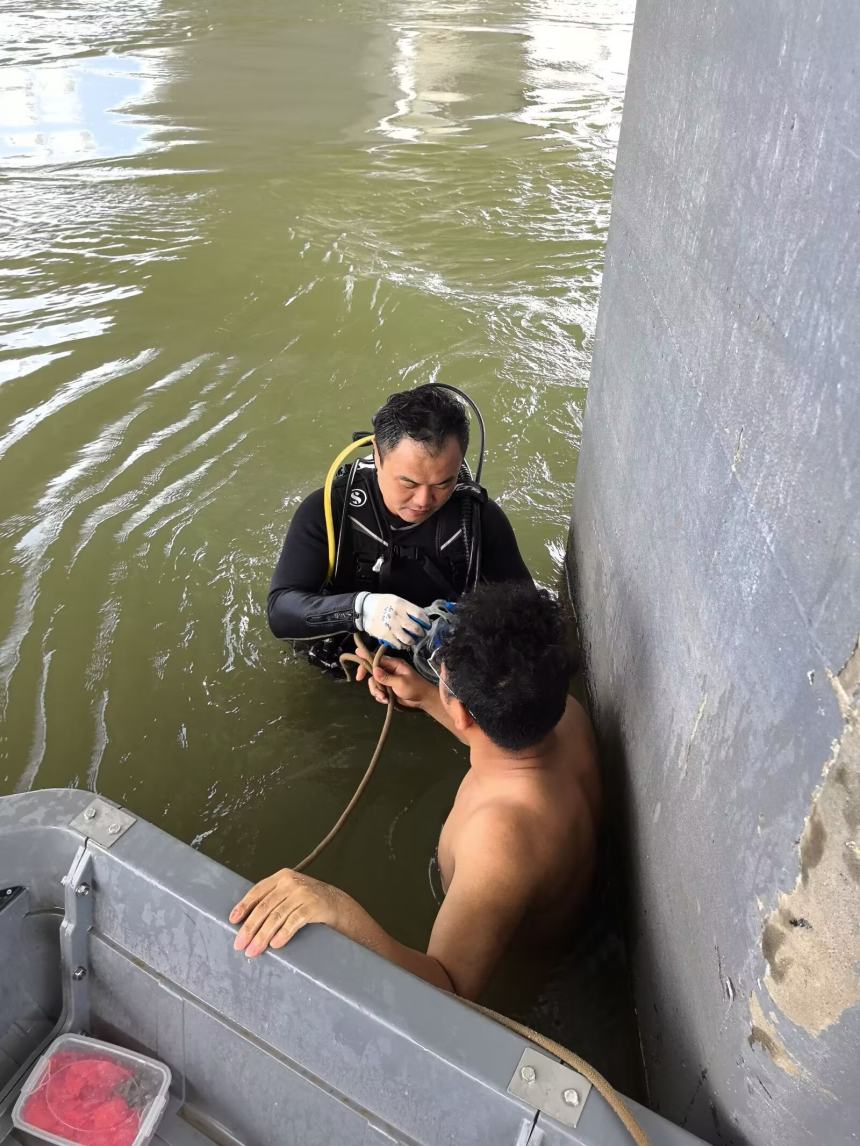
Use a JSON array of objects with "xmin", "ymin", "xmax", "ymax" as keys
[{"xmin": 437, "ymin": 696, "xmax": 601, "ymax": 936}]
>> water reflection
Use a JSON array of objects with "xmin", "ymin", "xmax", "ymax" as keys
[
  {"xmin": 0, "ymin": 55, "xmax": 163, "ymax": 166},
  {"xmin": 374, "ymin": 2, "xmax": 632, "ymax": 150},
  {"xmin": 376, "ymin": 28, "xmax": 474, "ymax": 141},
  {"xmin": 519, "ymin": 0, "xmax": 632, "ymax": 145}
]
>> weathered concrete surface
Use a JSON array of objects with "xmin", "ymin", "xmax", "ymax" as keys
[{"xmin": 567, "ymin": 2, "xmax": 860, "ymax": 1144}]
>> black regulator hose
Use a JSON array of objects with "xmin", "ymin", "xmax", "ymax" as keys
[{"xmin": 434, "ymin": 384, "xmax": 486, "ymax": 485}]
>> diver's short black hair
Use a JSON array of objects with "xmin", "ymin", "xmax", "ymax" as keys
[
  {"xmin": 441, "ymin": 583, "xmax": 570, "ymax": 751},
  {"xmin": 373, "ymin": 384, "xmax": 469, "ymax": 460}
]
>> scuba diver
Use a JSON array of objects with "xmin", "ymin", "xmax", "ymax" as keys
[{"xmin": 267, "ymin": 383, "xmax": 533, "ymax": 671}]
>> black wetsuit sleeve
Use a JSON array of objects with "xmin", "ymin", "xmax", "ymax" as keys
[
  {"xmin": 479, "ymin": 499, "xmax": 534, "ymax": 585},
  {"xmin": 267, "ymin": 488, "xmax": 360, "ymax": 639}
]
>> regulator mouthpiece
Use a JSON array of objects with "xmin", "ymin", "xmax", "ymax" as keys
[{"xmin": 412, "ymin": 599, "xmax": 457, "ymax": 683}]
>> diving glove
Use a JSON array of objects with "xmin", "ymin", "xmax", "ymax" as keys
[{"xmin": 354, "ymin": 592, "xmax": 430, "ymax": 650}]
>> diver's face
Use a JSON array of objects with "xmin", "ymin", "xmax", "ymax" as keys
[{"xmin": 375, "ymin": 436, "xmax": 463, "ymax": 525}]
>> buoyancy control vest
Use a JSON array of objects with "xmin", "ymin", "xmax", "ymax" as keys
[{"xmin": 328, "ymin": 457, "xmax": 486, "ymax": 600}]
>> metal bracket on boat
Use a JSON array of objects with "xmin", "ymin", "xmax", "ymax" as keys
[
  {"xmin": 69, "ymin": 795, "xmax": 136, "ymax": 848},
  {"xmin": 59, "ymin": 846, "xmax": 94, "ymax": 1034},
  {"xmin": 514, "ymin": 1118, "xmax": 543, "ymax": 1146},
  {"xmin": 507, "ymin": 1048, "xmax": 592, "ymax": 1130}
]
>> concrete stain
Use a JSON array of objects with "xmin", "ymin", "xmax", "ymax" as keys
[
  {"xmin": 799, "ymin": 805, "xmax": 826, "ymax": 879},
  {"xmin": 731, "ymin": 426, "xmax": 745, "ymax": 473},
  {"xmin": 679, "ymin": 692, "xmax": 708, "ymax": 779},
  {"xmin": 759, "ymin": 636, "xmax": 860, "ymax": 1036},
  {"xmin": 748, "ymin": 995, "xmax": 802, "ymax": 1078}
]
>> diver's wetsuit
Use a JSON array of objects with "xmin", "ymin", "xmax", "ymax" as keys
[{"xmin": 268, "ymin": 482, "xmax": 532, "ymax": 646}]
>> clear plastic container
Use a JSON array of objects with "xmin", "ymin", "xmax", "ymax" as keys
[{"xmin": 11, "ymin": 1033, "xmax": 171, "ymax": 1146}]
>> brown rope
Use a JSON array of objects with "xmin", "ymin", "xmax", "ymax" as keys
[{"xmin": 294, "ymin": 644, "xmax": 392, "ymax": 872}]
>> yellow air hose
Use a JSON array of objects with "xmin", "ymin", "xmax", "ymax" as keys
[{"xmin": 323, "ymin": 433, "xmax": 375, "ymax": 584}]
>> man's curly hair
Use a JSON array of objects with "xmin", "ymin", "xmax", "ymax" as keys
[{"xmin": 441, "ymin": 582, "xmax": 570, "ymax": 751}]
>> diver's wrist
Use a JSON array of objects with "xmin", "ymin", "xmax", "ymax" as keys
[{"xmin": 354, "ymin": 591, "xmax": 369, "ymax": 630}]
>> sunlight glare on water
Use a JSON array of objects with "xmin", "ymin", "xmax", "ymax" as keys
[{"xmin": 0, "ymin": 55, "xmax": 164, "ymax": 166}]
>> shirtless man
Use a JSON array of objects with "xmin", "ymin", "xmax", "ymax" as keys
[{"xmin": 230, "ymin": 583, "xmax": 601, "ymax": 1001}]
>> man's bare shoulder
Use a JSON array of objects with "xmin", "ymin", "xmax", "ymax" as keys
[
  {"xmin": 549, "ymin": 696, "xmax": 601, "ymax": 804},
  {"xmin": 452, "ymin": 801, "xmax": 544, "ymax": 891},
  {"xmin": 557, "ymin": 694, "xmax": 598, "ymax": 755},
  {"xmin": 450, "ymin": 778, "xmax": 596, "ymax": 933}
]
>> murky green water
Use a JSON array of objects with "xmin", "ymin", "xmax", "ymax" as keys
[{"xmin": 0, "ymin": 1, "xmax": 632, "ymax": 953}]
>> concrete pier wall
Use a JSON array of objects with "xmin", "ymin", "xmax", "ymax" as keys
[{"xmin": 568, "ymin": 3, "xmax": 859, "ymax": 1144}]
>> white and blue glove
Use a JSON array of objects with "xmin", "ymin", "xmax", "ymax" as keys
[{"xmin": 354, "ymin": 592, "xmax": 430, "ymax": 651}]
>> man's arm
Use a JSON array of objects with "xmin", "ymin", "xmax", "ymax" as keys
[
  {"xmin": 267, "ymin": 489, "xmax": 360, "ymax": 639},
  {"xmin": 229, "ymin": 810, "xmax": 536, "ymax": 1000},
  {"xmin": 230, "ymin": 869, "xmax": 454, "ymax": 991}
]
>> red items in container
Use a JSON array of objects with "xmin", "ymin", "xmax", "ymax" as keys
[
  {"xmin": 12, "ymin": 1034, "xmax": 171, "ymax": 1146},
  {"xmin": 22, "ymin": 1051, "xmax": 140, "ymax": 1146}
]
